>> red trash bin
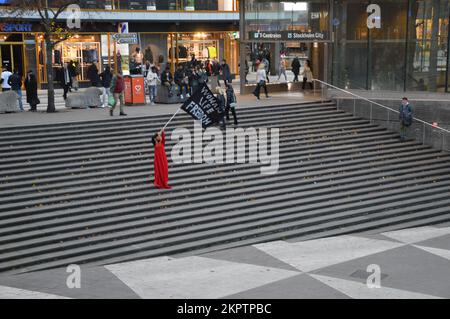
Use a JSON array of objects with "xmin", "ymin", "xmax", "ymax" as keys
[{"xmin": 124, "ymin": 75, "xmax": 146, "ymax": 105}]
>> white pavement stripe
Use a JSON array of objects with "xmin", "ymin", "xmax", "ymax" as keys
[
  {"xmin": 382, "ymin": 226, "xmax": 450, "ymax": 244},
  {"xmin": 413, "ymin": 245, "xmax": 450, "ymax": 261},
  {"xmin": 310, "ymin": 274, "xmax": 442, "ymax": 299},
  {"xmin": 253, "ymin": 236, "xmax": 404, "ymax": 273},
  {"xmin": 0, "ymin": 285, "xmax": 70, "ymax": 299},
  {"xmin": 105, "ymin": 256, "xmax": 299, "ymax": 299}
]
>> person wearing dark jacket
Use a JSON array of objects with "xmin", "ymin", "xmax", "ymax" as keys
[
  {"xmin": 99, "ymin": 66, "xmax": 112, "ymax": 108},
  {"xmin": 87, "ymin": 63, "xmax": 100, "ymax": 87},
  {"xmin": 399, "ymin": 97, "xmax": 413, "ymax": 141},
  {"xmin": 58, "ymin": 63, "xmax": 72, "ymax": 100},
  {"xmin": 291, "ymin": 57, "xmax": 301, "ymax": 82},
  {"xmin": 215, "ymin": 86, "xmax": 227, "ymax": 130},
  {"xmin": 211, "ymin": 59, "xmax": 222, "ymax": 88},
  {"xmin": 225, "ymin": 84, "xmax": 238, "ymax": 126},
  {"xmin": 161, "ymin": 66, "xmax": 174, "ymax": 97},
  {"xmin": 221, "ymin": 59, "xmax": 232, "ymax": 85},
  {"xmin": 8, "ymin": 68, "xmax": 23, "ymax": 111},
  {"xmin": 24, "ymin": 70, "xmax": 39, "ymax": 112},
  {"xmin": 174, "ymin": 64, "xmax": 189, "ymax": 99}
]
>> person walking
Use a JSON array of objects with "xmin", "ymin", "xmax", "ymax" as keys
[
  {"xmin": 24, "ymin": 70, "xmax": 40, "ymax": 112},
  {"xmin": 147, "ymin": 66, "xmax": 160, "ymax": 105},
  {"xmin": 253, "ymin": 63, "xmax": 269, "ymax": 100},
  {"xmin": 215, "ymin": 86, "xmax": 227, "ymax": 130},
  {"xmin": 291, "ymin": 57, "xmax": 301, "ymax": 82},
  {"xmin": 87, "ymin": 63, "xmax": 100, "ymax": 87},
  {"xmin": 8, "ymin": 68, "xmax": 24, "ymax": 112},
  {"xmin": 221, "ymin": 59, "xmax": 232, "ymax": 85},
  {"xmin": 277, "ymin": 58, "xmax": 287, "ymax": 82},
  {"xmin": 225, "ymin": 83, "xmax": 238, "ymax": 126},
  {"xmin": 161, "ymin": 66, "xmax": 174, "ymax": 97},
  {"xmin": 262, "ymin": 57, "xmax": 270, "ymax": 83},
  {"xmin": 399, "ymin": 97, "xmax": 413, "ymax": 141},
  {"xmin": 301, "ymin": 60, "xmax": 314, "ymax": 90},
  {"xmin": 174, "ymin": 64, "xmax": 189, "ymax": 99},
  {"xmin": 58, "ymin": 62, "xmax": 72, "ymax": 100},
  {"xmin": 68, "ymin": 60, "xmax": 79, "ymax": 91},
  {"xmin": 99, "ymin": 66, "xmax": 112, "ymax": 108},
  {"xmin": 211, "ymin": 59, "xmax": 222, "ymax": 88},
  {"xmin": 109, "ymin": 71, "xmax": 127, "ymax": 117},
  {"xmin": 1, "ymin": 66, "xmax": 12, "ymax": 92},
  {"xmin": 152, "ymin": 130, "xmax": 171, "ymax": 189}
]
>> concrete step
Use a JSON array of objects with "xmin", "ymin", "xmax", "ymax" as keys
[{"xmin": 0, "ymin": 100, "xmax": 449, "ymax": 274}]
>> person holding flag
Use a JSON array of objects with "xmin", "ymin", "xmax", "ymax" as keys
[{"xmin": 152, "ymin": 130, "xmax": 171, "ymax": 189}]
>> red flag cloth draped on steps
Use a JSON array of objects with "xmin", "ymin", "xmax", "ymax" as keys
[{"xmin": 154, "ymin": 131, "xmax": 171, "ymax": 189}]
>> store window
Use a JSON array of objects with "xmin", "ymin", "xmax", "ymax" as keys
[
  {"xmin": 38, "ymin": 34, "xmax": 102, "ymax": 83},
  {"xmin": 0, "ymin": 33, "xmax": 25, "ymax": 78},
  {"xmin": 406, "ymin": 0, "xmax": 449, "ymax": 92},
  {"xmin": 168, "ymin": 33, "xmax": 221, "ymax": 67}
]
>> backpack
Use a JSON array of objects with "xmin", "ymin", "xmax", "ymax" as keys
[
  {"xmin": 401, "ymin": 104, "xmax": 413, "ymax": 127},
  {"xmin": 114, "ymin": 76, "xmax": 124, "ymax": 93}
]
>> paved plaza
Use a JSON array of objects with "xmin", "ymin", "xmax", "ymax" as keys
[{"xmin": 1, "ymin": 224, "xmax": 450, "ymax": 299}]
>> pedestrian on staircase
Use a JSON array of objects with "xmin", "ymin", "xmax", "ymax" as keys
[
  {"xmin": 8, "ymin": 68, "xmax": 24, "ymax": 112},
  {"xmin": 152, "ymin": 130, "xmax": 171, "ymax": 189},
  {"xmin": 253, "ymin": 63, "xmax": 269, "ymax": 100},
  {"xmin": 225, "ymin": 84, "xmax": 238, "ymax": 126},
  {"xmin": 109, "ymin": 71, "xmax": 127, "ymax": 117},
  {"xmin": 301, "ymin": 59, "xmax": 314, "ymax": 91},
  {"xmin": 399, "ymin": 97, "xmax": 413, "ymax": 141},
  {"xmin": 24, "ymin": 70, "xmax": 40, "ymax": 112},
  {"xmin": 99, "ymin": 66, "xmax": 112, "ymax": 108}
]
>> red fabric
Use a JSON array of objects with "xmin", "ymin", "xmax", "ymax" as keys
[{"xmin": 154, "ymin": 131, "xmax": 171, "ymax": 189}]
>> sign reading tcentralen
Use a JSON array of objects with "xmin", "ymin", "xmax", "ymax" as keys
[{"xmin": 249, "ymin": 31, "xmax": 328, "ymax": 41}]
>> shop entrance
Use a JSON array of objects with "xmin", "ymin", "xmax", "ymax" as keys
[
  {"xmin": 244, "ymin": 41, "xmax": 329, "ymax": 86},
  {"xmin": 0, "ymin": 38, "xmax": 25, "ymax": 77}
]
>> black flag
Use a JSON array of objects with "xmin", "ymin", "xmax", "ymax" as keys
[{"xmin": 181, "ymin": 84, "xmax": 221, "ymax": 128}]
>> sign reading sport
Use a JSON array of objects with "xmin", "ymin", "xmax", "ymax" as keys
[{"xmin": 249, "ymin": 31, "xmax": 328, "ymax": 41}]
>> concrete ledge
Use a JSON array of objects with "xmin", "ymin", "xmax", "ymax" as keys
[{"xmin": 0, "ymin": 91, "xmax": 19, "ymax": 113}]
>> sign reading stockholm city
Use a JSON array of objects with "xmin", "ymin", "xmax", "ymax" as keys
[
  {"xmin": 112, "ymin": 33, "xmax": 138, "ymax": 44},
  {"xmin": 249, "ymin": 31, "xmax": 328, "ymax": 41}
]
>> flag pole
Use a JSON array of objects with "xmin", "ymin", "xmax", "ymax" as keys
[{"xmin": 161, "ymin": 107, "xmax": 182, "ymax": 132}]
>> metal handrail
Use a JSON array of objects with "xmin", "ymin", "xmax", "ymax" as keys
[{"xmin": 313, "ymin": 79, "xmax": 450, "ymax": 135}]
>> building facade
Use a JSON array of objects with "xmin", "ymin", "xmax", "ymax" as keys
[
  {"xmin": 0, "ymin": 0, "xmax": 240, "ymax": 88},
  {"xmin": 241, "ymin": 0, "xmax": 450, "ymax": 93}
]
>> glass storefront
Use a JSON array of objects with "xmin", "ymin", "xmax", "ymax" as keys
[
  {"xmin": 242, "ymin": 0, "xmax": 450, "ymax": 93},
  {"xmin": 46, "ymin": 0, "xmax": 238, "ymax": 11},
  {"xmin": 0, "ymin": 33, "xmax": 26, "ymax": 77},
  {"xmin": 15, "ymin": 31, "xmax": 238, "ymax": 87}
]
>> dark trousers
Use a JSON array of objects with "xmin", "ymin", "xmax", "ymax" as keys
[
  {"xmin": 293, "ymin": 73, "xmax": 299, "ymax": 82},
  {"xmin": 63, "ymin": 84, "xmax": 70, "ymax": 99},
  {"xmin": 302, "ymin": 78, "xmax": 313, "ymax": 90},
  {"xmin": 226, "ymin": 105, "xmax": 238, "ymax": 125},
  {"xmin": 253, "ymin": 81, "xmax": 268, "ymax": 98},
  {"xmin": 177, "ymin": 83, "xmax": 189, "ymax": 96}
]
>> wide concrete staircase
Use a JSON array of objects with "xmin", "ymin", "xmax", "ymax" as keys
[{"xmin": 1, "ymin": 101, "xmax": 450, "ymax": 274}]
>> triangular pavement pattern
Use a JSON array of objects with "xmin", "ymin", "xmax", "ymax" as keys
[
  {"xmin": 222, "ymin": 273, "xmax": 350, "ymax": 299},
  {"xmin": 310, "ymin": 274, "xmax": 442, "ymax": 299},
  {"xmin": 0, "ymin": 285, "xmax": 70, "ymax": 299},
  {"xmin": 201, "ymin": 245, "xmax": 300, "ymax": 272},
  {"xmin": 0, "ymin": 265, "xmax": 140, "ymax": 299},
  {"xmin": 254, "ymin": 235, "xmax": 404, "ymax": 273},
  {"xmin": 382, "ymin": 226, "xmax": 450, "ymax": 244},
  {"xmin": 106, "ymin": 256, "xmax": 299, "ymax": 299},
  {"xmin": 413, "ymin": 245, "xmax": 450, "ymax": 261}
]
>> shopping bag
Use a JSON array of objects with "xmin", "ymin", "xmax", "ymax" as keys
[{"xmin": 108, "ymin": 95, "xmax": 116, "ymax": 107}]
